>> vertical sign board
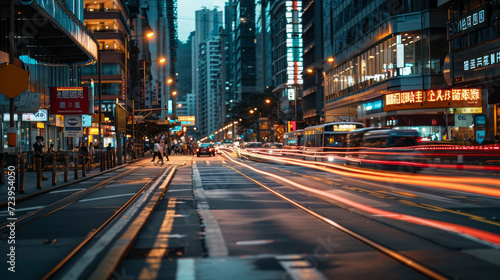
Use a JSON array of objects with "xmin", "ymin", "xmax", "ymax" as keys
[
  {"xmin": 64, "ymin": 115, "xmax": 83, "ymax": 137},
  {"xmin": 475, "ymin": 114, "xmax": 486, "ymax": 144},
  {"xmin": 115, "ymin": 105, "xmax": 126, "ymax": 134}
]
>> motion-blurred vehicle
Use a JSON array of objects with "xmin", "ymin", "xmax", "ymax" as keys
[
  {"xmin": 357, "ymin": 129, "xmax": 422, "ymax": 172},
  {"xmin": 243, "ymin": 142, "xmax": 263, "ymax": 148},
  {"xmin": 263, "ymin": 142, "xmax": 283, "ymax": 149},
  {"xmin": 197, "ymin": 143, "xmax": 215, "ymax": 157}
]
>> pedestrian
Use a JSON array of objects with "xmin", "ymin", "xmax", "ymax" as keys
[
  {"xmin": 88, "ymin": 143, "xmax": 95, "ymax": 166},
  {"xmin": 452, "ymin": 134, "xmax": 457, "ymax": 143},
  {"xmin": 155, "ymin": 141, "xmax": 164, "ymax": 166},
  {"xmin": 79, "ymin": 142, "xmax": 90, "ymax": 170},
  {"xmin": 151, "ymin": 141, "xmax": 158, "ymax": 162},
  {"xmin": 106, "ymin": 143, "xmax": 112, "ymax": 151},
  {"xmin": 165, "ymin": 142, "xmax": 170, "ymax": 161},
  {"xmin": 33, "ymin": 136, "xmax": 48, "ymax": 180}
]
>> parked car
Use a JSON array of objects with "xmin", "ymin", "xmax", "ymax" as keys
[{"xmin": 197, "ymin": 143, "xmax": 215, "ymax": 157}]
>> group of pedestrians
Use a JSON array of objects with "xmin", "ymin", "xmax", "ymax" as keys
[{"xmin": 151, "ymin": 140, "xmax": 169, "ymax": 166}]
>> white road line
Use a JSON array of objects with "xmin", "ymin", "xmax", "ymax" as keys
[
  {"xmin": 205, "ymin": 160, "xmax": 211, "ymax": 166},
  {"xmin": 192, "ymin": 164, "xmax": 229, "ymax": 257},
  {"xmin": 49, "ymin": 188, "xmax": 85, "ymax": 194},
  {"xmin": 277, "ymin": 256, "xmax": 328, "ymax": 280},
  {"xmin": 0, "ymin": 206, "xmax": 43, "ymax": 214},
  {"xmin": 176, "ymin": 259, "xmax": 195, "ymax": 280},
  {"xmin": 78, "ymin": 193, "xmax": 136, "ymax": 203},
  {"xmin": 167, "ymin": 189, "xmax": 192, "ymax": 192}
]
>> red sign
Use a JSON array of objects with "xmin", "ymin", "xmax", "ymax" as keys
[{"xmin": 50, "ymin": 87, "xmax": 89, "ymax": 115}]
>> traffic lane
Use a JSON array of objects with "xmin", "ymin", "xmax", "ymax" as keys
[
  {"xmin": 193, "ymin": 159, "xmax": 428, "ymax": 279},
  {"xmin": 225, "ymin": 157, "xmax": 500, "ymax": 278},
  {"xmin": 0, "ymin": 164, "xmax": 166, "ymax": 280},
  {"xmin": 241, "ymin": 156, "xmax": 500, "ymax": 233}
]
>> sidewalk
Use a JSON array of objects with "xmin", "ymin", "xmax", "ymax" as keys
[
  {"xmin": 0, "ymin": 155, "xmax": 194, "ymax": 207},
  {"xmin": 0, "ymin": 158, "xmax": 138, "ymax": 207}
]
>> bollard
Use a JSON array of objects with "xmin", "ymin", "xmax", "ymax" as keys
[
  {"xmin": 100, "ymin": 152, "xmax": 104, "ymax": 172},
  {"xmin": 106, "ymin": 151, "xmax": 110, "ymax": 170},
  {"xmin": 64, "ymin": 155, "xmax": 69, "ymax": 182},
  {"xmin": 74, "ymin": 153, "xmax": 79, "ymax": 179},
  {"xmin": 82, "ymin": 156, "xmax": 86, "ymax": 177},
  {"xmin": 52, "ymin": 156, "xmax": 57, "ymax": 186},
  {"xmin": 113, "ymin": 151, "xmax": 116, "ymax": 167},
  {"xmin": 19, "ymin": 156, "xmax": 25, "ymax": 194},
  {"xmin": 36, "ymin": 157, "xmax": 42, "ymax": 189}
]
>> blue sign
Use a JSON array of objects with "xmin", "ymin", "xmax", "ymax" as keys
[{"xmin": 168, "ymin": 100, "xmax": 173, "ymax": 115}]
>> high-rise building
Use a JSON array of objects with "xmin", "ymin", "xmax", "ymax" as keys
[
  {"xmin": 198, "ymin": 37, "xmax": 223, "ymax": 136},
  {"xmin": 147, "ymin": 0, "xmax": 178, "ymax": 120},
  {"xmin": 82, "ymin": 0, "xmax": 131, "ymax": 147},
  {"xmin": 270, "ymin": 0, "xmax": 303, "ymax": 131},
  {"xmin": 231, "ymin": 0, "xmax": 257, "ymax": 101},
  {"xmin": 193, "ymin": 8, "xmax": 223, "ymax": 132},
  {"xmin": 301, "ymin": 0, "xmax": 323, "ymax": 126}
]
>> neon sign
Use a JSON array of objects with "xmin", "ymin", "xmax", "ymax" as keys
[{"xmin": 385, "ymin": 89, "xmax": 481, "ymax": 111}]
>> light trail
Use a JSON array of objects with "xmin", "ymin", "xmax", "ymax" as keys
[
  {"xmin": 237, "ymin": 149, "xmax": 500, "ymax": 198},
  {"xmin": 222, "ymin": 151, "xmax": 500, "ymax": 248}
]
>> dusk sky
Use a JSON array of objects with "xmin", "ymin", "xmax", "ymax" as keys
[{"xmin": 177, "ymin": 0, "xmax": 227, "ymax": 42}]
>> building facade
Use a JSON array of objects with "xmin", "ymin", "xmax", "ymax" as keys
[
  {"xmin": 323, "ymin": 1, "xmax": 460, "ymax": 143},
  {"xmin": 0, "ymin": 0, "xmax": 98, "ymax": 152},
  {"xmin": 193, "ymin": 7, "xmax": 223, "ymax": 130},
  {"xmin": 301, "ymin": 0, "xmax": 323, "ymax": 126},
  {"xmin": 198, "ymin": 37, "xmax": 223, "ymax": 137},
  {"xmin": 270, "ymin": 0, "xmax": 303, "ymax": 132},
  {"xmin": 445, "ymin": 0, "xmax": 500, "ymax": 143}
]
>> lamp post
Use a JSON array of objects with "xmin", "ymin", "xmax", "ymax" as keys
[{"xmin": 131, "ymin": 58, "xmax": 165, "ymax": 155}]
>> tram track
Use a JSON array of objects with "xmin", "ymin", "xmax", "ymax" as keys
[
  {"xmin": 0, "ymin": 160, "xmax": 175, "ymax": 280},
  {"xmin": 222, "ymin": 151, "xmax": 500, "ymax": 279},
  {"xmin": 220, "ymin": 163, "xmax": 449, "ymax": 280},
  {"xmin": 42, "ymin": 165, "xmax": 175, "ymax": 280},
  {"xmin": 0, "ymin": 166, "xmax": 143, "ymax": 230}
]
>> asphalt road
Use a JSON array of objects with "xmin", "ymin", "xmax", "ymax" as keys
[{"xmin": 1, "ymin": 152, "xmax": 500, "ymax": 279}]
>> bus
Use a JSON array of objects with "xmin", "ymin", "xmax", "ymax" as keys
[
  {"xmin": 283, "ymin": 129, "xmax": 304, "ymax": 147},
  {"xmin": 304, "ymin": 122, "xmax": 364, "ymax": 148}
]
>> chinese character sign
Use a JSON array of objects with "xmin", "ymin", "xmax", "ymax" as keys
[
  {"xmin": 385, "ymin": 88, "xmax": 481, "ymax": 111},
  {"xmin": 50, "ymin": 87, "xmax": 89, "ymax": 115}
]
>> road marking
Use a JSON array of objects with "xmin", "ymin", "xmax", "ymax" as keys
[
  {"xmin": 138, "ymin": 198, "xmax": 177, "ymax": 280},
  {"xmin": 277, "ymin": 255, "xmax": 328, "ymax": 280},
  {"xmin": 193, "ymin": 164, "xmax": 229, "ymax": 257},
  {"xmin": 268, "ymin": 166, "xmax": 341, "ymax": 185},
  {"xmin": 398, "ymin": 200, "xmax": 500, "ymax": 227},
  {"xmin": 236, "ymin": 240, "xmax": 274, "ymax": 246},
  {"xmin": 167, "ymin": 189, "xmax": 192, "ymax": 192},
  {"xmin": 221, "ymin": 160, "xmax": 227, "ymax": 165},
  {"xmin": 205, "ymin": 160, "xmax": 211, "ymax": 166},
  {"xmin": 49, "ymin": 188, "xmax": 85, "ymax": 194},
  {"xmin": 78, "ymin": 193, "xmax": 136, "ymax": 203},
  {"xmin": 392, "ymin": 191, "xmax": 418, "ymax": 197},
  {"xmin": 176, "ymin": 259, "xmax": 195, "ymax": 280},
  {"xmin": 0, "ymin": 206, "xmax": 44, "ymax": 214}
]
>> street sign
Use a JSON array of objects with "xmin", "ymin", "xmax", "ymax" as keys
[
  {"xmin": 64, "ymin": 115, "xmax": 83, "ymax": 137},
  {"xmin": 0, "ymin": 63, "xmax": 29, "ymax": 98}
]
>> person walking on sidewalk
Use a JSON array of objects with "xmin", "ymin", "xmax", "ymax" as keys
[
  {"xmin": 155, "ymin": 141, "xmax": 164, "ymax": 166},
  {"xmin": 151, "ymin": 140, "xmax": 158, "ymax": 162},
  {"xmin": 33, "ymin": 136, "xmax": 48, "ymax": 180},
  {"xmin": 163, "ymin": 141, "xmax": 170, "ymax": 161}
]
